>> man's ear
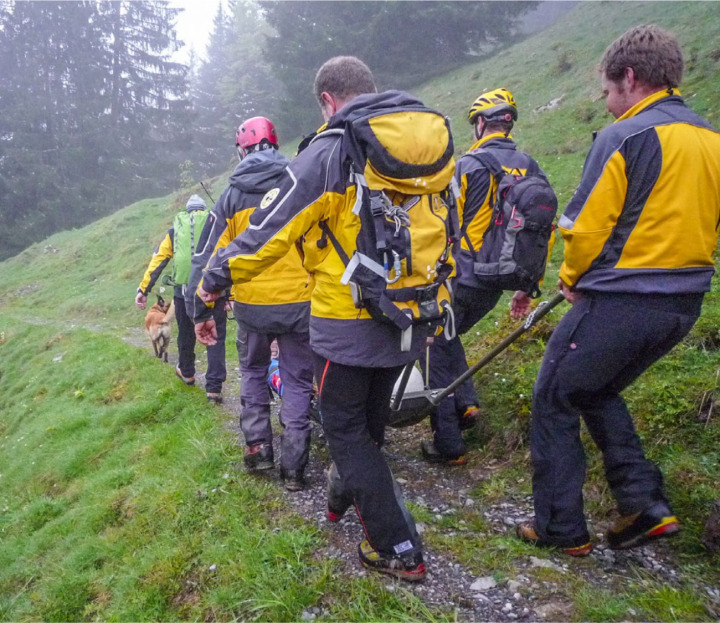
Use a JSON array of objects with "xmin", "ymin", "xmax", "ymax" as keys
[
  {"xmin": 320, "ymin": 91, "xmax": 336, "ymax": 118},
  {"xmin": 624, "ymin": 66, "xmax": 637, "ymax": 91}
]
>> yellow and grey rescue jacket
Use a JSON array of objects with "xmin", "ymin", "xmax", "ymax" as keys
[
  {"xmin": 200, "ymin": 91, "xmax": 456, "ymax": 367},
  {"xmin": 560, "ymin": 90, "xmax": 720, "ymax": 294},
  {"xmin": 455, "ymin": 133, "xmax": 551, "ymax": 290},
  {"xmin": 187, "ymin": 149, "xmax": 312, "ymax": 334}
]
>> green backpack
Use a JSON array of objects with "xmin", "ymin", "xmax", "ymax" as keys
[{"xmin": 172, "ymin": 209, "xmax": 209, "ymax": 285}]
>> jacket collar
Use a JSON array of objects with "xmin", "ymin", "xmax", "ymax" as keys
[
  {"xmin": 616, "ymin": 88, "xmax": 682, "ymax": 122},
  {"xmin": 468, "ymin": 132, "xmax": 515, "ymax": 153}
]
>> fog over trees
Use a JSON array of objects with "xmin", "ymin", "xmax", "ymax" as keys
[{"xmin": 0, "ymin": 0, "xmax": 539, "ymax": 260}]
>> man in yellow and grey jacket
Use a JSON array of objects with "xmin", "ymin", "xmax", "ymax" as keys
[
  {"xmin": 517, "ymin": 25, "xmax": 720, "ymax": 556},
  {"xmin": 192, "ymin": 56, "xmax": 458, "ymax": 582},
  {"xmin": 186, "ymin": 117, "xmax": 314, "ymax": 491}
]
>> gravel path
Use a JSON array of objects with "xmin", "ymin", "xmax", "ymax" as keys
[{"xmin": 113, "ymin": 327, "xmax": 719, "ymax": 621}]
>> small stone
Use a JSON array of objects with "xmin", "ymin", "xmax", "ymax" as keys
[
  {"xmin": 529, "ymin": 556, "xmax": 563, "ymax": 572},
  {"xmin": 507, "ymin": 580, "xmax": 522, "ymax": 592},
  {"xmin": 502, "ymin": 602, "xmax": 513, "ymax": 613},
  {"xmin": 470, "ymin": 576, "xmax": 497, "ymax": 591},
  {"xmin": 465, "ymin": 498, "xmax": 475, "ymax": 507},
  {"xmin": 208, "ymin": 564, "xmax": 217, "ymax": 573},
  {"xmin": 396, "ymin": 478, "xmax": 407, "ymax": 485}
]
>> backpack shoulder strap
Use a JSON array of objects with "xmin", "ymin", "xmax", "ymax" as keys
[
  {"xmin": 471, "ymin": 150, "xmax": 506, "ymax": 180},
  {"xmin": 309, "ymin": 128, "xmax": 345, "ymax": 146}
]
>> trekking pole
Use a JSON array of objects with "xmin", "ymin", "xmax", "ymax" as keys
[
  {"xmin": 428, "ymin": 292, "xmax": 566, "ymax": 406},
  {"xmin": 200, "ymin": 181, "xmax": 216, "ymax": 204}
]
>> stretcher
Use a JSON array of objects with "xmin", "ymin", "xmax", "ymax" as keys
[{"xmin": 388, "ymin": 292, "xmax": 566, "ymax": 428}]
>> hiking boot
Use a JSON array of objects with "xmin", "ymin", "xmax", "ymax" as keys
[
  {"xmin": 243, "ymin": 443, "xmax": 274, "ymax": 471},
  {"xmin": 420, "ymin": 440, "xmax": 467, "ymax": 466},
  {"xmin": 280, "ymin": 467, "xmax": 305, "ymax": 492},
  {"xmin": 516, "ymin": 521, "xmax": 593, "ymax": 557},
  {"xmin": 326, "ymin": 462, "xmax": 352, "ymax": 522},
  {"xmin": 458, "ymin": 405, "xmax": 481, "ymax": 431},
  {"xmin": 175, "ymin": 365, "xmax": 195, "ymax": 386},
  {"xmin": 206, "ymin": 392, "xmax": 223, "ymax": 404},
  {"xmin": 358, "ymin": 540, "xmax": 426, "ymax": 582},
  {"xmin": 606, "ymin": 502, "xmax": 680, "ymax": 550}
]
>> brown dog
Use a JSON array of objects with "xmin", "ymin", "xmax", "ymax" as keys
[{"xmin": 144, "ymin": 296, "xmax": 175, "ymax": 362}]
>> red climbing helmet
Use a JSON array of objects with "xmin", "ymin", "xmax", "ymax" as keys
[{"xmin": 235, "ymin": 116, "xmax": 278, "ymax": 149}]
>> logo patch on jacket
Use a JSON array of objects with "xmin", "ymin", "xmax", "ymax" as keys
[{"xmin": 260, "ymin": 188, "xmax": 279, "ymax": 210}]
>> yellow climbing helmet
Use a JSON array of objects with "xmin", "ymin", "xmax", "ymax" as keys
[{"xmin": 468, "ymin": 88, "xmax": 518, "ymax": 124}]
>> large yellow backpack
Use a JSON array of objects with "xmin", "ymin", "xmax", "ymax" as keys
[{"xmin": 316, "ymin": 90, "xmax": 460, "ymax": 341}]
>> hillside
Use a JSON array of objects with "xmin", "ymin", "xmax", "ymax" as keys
[{"xmin": 1, "ymin": 2, "xmax": 719, "ymax": 621}]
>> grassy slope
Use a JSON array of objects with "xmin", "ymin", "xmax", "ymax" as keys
[{"xmin": 1, "ymin": 2, "xmax": 719, "ymax": 620}]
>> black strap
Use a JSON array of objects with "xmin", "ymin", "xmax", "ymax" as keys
[
  {"xmin": 472, "ymin": 150, "xmax": 506, "ymax": 180},
  {"xmin": 318, "ymin": 220, "xmax": 351, "ymax": 266},
  {"xmin": 369, "ymin": 192, "xmax": 390, "ymax": 254}
]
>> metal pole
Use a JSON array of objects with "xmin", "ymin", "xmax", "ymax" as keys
[
  {"xmin": 200, "ymin": 181, "xmax": 216, "ymax": 205},
  {"xmin": 428, "ymin": 292, "xmax": 566, "ymax": 406}
]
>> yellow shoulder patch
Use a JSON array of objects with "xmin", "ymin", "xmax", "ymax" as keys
[{"xmin": 260, "ymin": 188, "xmax": 279, "ymax": 210}]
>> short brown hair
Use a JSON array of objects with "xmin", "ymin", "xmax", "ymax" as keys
[
  {"xmin": 313, "ymin": 56, "xmax": 376, "ymax": 106},
  {"xmin": 600, "ymin": 24, "xmax": 684, "ymax": 89}
]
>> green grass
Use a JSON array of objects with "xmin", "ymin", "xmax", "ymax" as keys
[
  {"xmin": 0, "ymin": 318, "xmax": 451, "ymax": 621},
  {"xmin": 1, "ymin": 1, "xmax": 720, "ymax": 620}
]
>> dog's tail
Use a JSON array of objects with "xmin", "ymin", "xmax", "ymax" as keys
[{"xmin": 162, "ymin": 299, "xmax": 176, "ymax": 325}]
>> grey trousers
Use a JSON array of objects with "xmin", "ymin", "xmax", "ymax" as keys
[{"xmin": 236, "ymin": 327, "xmax": 314, "ymax": 472}]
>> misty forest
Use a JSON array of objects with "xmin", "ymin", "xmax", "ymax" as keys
[{"xmin": 0, "ymin": 0, "xmax": 538, "ymax": 261}]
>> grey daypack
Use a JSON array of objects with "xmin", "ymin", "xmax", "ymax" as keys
[{"xmin": 470, "ymin": 151, "xmax": 557, "ymax": 297}]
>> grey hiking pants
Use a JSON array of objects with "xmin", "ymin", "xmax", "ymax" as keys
[{"xmin": 236, "ymin": 326, "xmax": 314, "ymax": 472}]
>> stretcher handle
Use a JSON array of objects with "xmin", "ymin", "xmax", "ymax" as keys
[
  {"xmin": 428, "ymin": 292, "xmax": 566, "ymax": 406},
  {"xmin": 391, "ymin": 360, "xmax": 416, "ymax": 412}
]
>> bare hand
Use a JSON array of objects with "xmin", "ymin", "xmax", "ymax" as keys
[
  {"xmin": 198, "ymin": 286, "xmax": 221, "ymax": 303},
  {"xmin": 558, "ymin": 279, "xmax": 581, "ymax": 305},
  {"xmin": 195, "ymin": 319, "xmax": 218, "ymax": 346},
  {"xmin": 510, "ymin": 291, "xmax": 531, "ymax": 318},
  {"xmin": 224, "ymin": 299, "xmax": 233, "ymax": 312},
  {"xmin": 135, "ymin": 292, "xmax": 147, "ymax": 310}
]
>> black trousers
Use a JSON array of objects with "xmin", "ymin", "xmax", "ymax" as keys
[
  {"xmin": 174, "ymin": 295, "xmax": 227, "ymax": 393},
  {"xmin": 530, "ymin": 292, "xmax": 702, "ymax": 544},
  {"xmin": 421, "ymin": 284, "xmax": 503, "ymax": 457},
  {"xmin": 313, "ymin": 353, "xmax": 421, "ymax": 557}
]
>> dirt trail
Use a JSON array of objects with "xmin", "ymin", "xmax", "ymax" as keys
[
  {"xmin": 144, "ymin": 334, "xmax": 714, "ymax": 622},
  {"xmin": 12, "ymin": 310, "xmax": 709, "ymax": 620}
]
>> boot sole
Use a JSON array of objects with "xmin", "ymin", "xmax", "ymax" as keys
[
  {"xmin": 360, "ymin": 560, "xmax": 427, "ymax": 582},
  {"xmin": 609, "ymin": 518, "xmax": 680, "ymax": 550},
  {"xmin": 245, "ymin": 461, "xmax": 274, "ymax": 471}
]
